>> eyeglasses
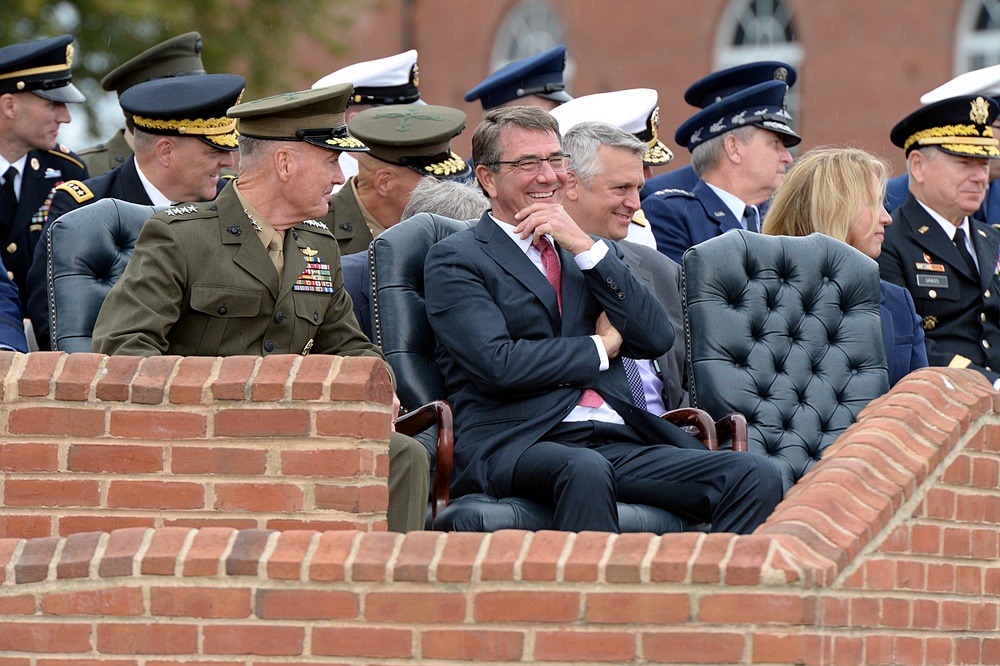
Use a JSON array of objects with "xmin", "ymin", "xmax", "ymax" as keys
[{"xmin": 488, "ymin": 154, "xmax": 571, "ymax": 173}]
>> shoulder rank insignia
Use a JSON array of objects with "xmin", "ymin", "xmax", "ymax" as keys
[
  {"xmin": 46, "ymin": 148, "xmax": 85, "ymax": 170},
  {"xmin": 978, "ymin": 228, "xmax": 988, "ymax": 237},
  {"xmin": 165, "ymin": 204, "xmax": 199, "ymax": 216},
  {"xmin": 652, "ymin": 188, "xmax": 694, "ymax": 198},
  {"xmin": 55, "ymin": 180, "xmax": 94, "ymax": 204},
  {"xmin": 631, "ymin": 209, "xmax": 649, "ymax": 228},
  {"xmin": 302, "ymin": 219, "xmax": 330, "ymax": 231}
]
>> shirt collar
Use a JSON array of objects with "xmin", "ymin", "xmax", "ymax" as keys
[
  {"xmin": 490, "ymin": 212, "xmax": 553, "ymax": 254},
  {"xmin": 705, "ymin": 182, "xmax": 748, "ymax": 220},
  {"xmin": 915, "ymin": 198, "xmax": 969, "ymax": 242}
]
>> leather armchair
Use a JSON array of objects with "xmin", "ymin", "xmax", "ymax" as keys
[
  {"xmin": 46, "ymin": 199, "xmax": 161, "ymax": 352},
  {"xmin": 682, "ymin": 230, "xmax": 890, "ymax": 491},
  {"xmin": 371, "ymin": 213, "xmax": 725, "ymax": 533}
]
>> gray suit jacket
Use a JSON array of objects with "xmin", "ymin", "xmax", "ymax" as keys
[{"xmin": 620, "ymin": 240, "xmax": 688, "ymax": 409}]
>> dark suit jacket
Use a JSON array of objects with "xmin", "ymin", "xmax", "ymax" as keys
[
  {"xmin": 425, "ymin": 212, "xmax": 697, "ymax": 499},
  {"xmin": 620, "ymin": 240, "xmax": 688, "ymax": 409},
  {"xmin": 880, "ymin": 279, "xmax": 928, "ymax": 386},
  {"xmin": 323, "ymin": 179, "xmax": 375, "ymax": 257},
  {"xmin": 877, "ymin": 194, "xmax": 1000, "ymax": 383},
  {"xmin": 640, "ymin": 164, "xmax": 699, "ymax": 201},
  {"xmin": 0, "ymin": 147, "xmax": 88, "ymax": 310},
  {"xmin": 643, "ymin": 179, "xmax": 743, "ymax": 264},
  {"xmin": 340, "ymin": 250, "xmax": 373, "ymax": 341}
]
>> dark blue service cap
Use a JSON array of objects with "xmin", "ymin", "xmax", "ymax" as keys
[
  {"xmin": 674, "ymin": 80, "xmax": 800, "ymax": 151},
  {"xmin": 684, "ymin": 61, "xmax": 796, "ymax": 108},
  {"xmin": 120, "ymin": 73, "xmax": 246, "ymax": 150},
  {"xmin": 0, "ymin": 34, "xmax": 85, "ymax": 103},
  {"xmin": 890, "ymin": 94, "xmax": 1000, "ymax": 158},
  {"xmin": 464, "ymin": 44, "xmax": 572, "ymax": 110}
]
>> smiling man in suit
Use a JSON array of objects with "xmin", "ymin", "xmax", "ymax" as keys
[{"xmin": 423, "ymin": 106, "xmax": 781, "ymax": 533}]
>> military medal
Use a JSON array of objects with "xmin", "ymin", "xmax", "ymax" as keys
[
  {"xmin": 915, "ymin": 261, "xmax": 945, "ymax": 272},
  {"xmin": 293, "ymin": 248, "xmax": 335, "ymax": 293}
]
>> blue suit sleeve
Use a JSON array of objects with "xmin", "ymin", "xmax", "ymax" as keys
[
  {"xmin": 0, "ymin": 255, "xmax": 28, "ymax": 352},
  {"xmin": 643, "ymin": 195, "xmax": 693, "ymax": 264}
]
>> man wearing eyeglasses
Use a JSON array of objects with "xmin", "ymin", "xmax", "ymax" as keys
[{"xmin": 423, "ymin": 106, "xmax": 782, "ymax": 533}]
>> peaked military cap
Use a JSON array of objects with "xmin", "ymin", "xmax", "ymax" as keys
[
  {"xmin": 229, "ymin": 83, "xmax": 369, "ymax": 153},
  {"xmin": 683, "ymin": 61, "xmax": 796, "ymax": 109},
  {"xmin": 348, "ymin": 104, "xmax": 470, "ymax": 178},
  {"xmin": 464, "ymin": 44, "xmax": 572, "ymax": 110},
  {"xmin": 0, "ymin": 34, "xmax": 85, "ymax": 103},
  {"xmin": 120, "ymin": 73, "xmax": 244, "ymax": 150},
  {"xmin": 101, "ymin": 32, "xmax": 206, "ymax": 97},
  {"xmin": 891, "ymin": 94, "xmax": 1000, "ymax": 158},
  {"xmin": 921, "ymin": 64, "xmax": 1000, "ymax": 105},
  {"xmin": 312, "ymin": 50, "xmax": 422, "ymax": 105},
  {"xmin": 551, "ymin": 88, "xmax": 673, "ymax": 166},
  {"xmin": 674, "ymin": 80, "xmax": 800, "ymax": 151}
]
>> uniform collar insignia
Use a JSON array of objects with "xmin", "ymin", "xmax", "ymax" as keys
[
  {"xmin": 303, "ymin": 219, "xmax": 329, "ymax": 230},
  {"xmin": 165, "ymin": 204, "xmax": 198, "ymax": 216},
  {"xmin": 918, "ymin": 225, "xmax": 930, "ymax": 234}
]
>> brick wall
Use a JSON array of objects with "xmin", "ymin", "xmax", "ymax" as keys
[
  {"xmin": 0, "ymin": 366, "xmax": 996, "ymax": 664},
  {"xmin": 0, "ymin": 351, "xmax": 394, "ymax": 538}
]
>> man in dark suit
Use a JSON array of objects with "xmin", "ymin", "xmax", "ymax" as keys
[
  {"xmin": 561, "ymin": 120, "xmax": 688, "ymax": 410},
  {"xmin": 424, "ymin": 106, "xmax": 781, "ymax": 533},
  {"xmin": 0, "ymin": 34, "xmax": 88, "ymax": 311},
  {"xmin": 25, "ymin": 73, "xmax": 245, "ymax": 350},
  {"xmin": 878, "ymin": 95, "xmax": 1000, "ymax": 388},
  {"xmin": 642, "ymin": 81, "xmax": 799, "ymax": 264}
]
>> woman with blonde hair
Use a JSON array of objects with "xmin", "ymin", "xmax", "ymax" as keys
[{"xmin": 764, "ymin": 147, "xmax": 927, "ymax": 386}]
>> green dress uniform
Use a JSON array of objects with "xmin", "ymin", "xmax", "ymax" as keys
[
  {"xmin": 326, "ymin": 180, "xmax": 375, "ymax": 257},
  {"xmin": 76, "ymin": 128, "xmax": 133, "ymax": 178}
]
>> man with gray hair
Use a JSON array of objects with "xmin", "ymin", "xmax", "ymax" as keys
[
  {"xmin": 400, "ymin": 177, "xmax": 488, "ymax": 222},
  {"xmin": 562, "ymin": 121, "xmax": 687, "ymax": 410},
  {"xmin": 642, "ymin": 80, "xmax": 799, "ymax": 263}
]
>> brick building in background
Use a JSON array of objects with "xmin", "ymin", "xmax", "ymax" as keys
[{"xmin": 297, "ymin": 0, "xmax": 1000, "ymax": 176}]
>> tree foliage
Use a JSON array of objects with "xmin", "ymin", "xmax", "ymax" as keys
[{"xmin": 1, "ymin": 0, "xmax": 357, "ymax": 138}]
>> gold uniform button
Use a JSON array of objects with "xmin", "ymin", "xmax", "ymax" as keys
[
  {"xmin": 928, "ymin": 289, "xmax": 938, "ymax": 299},
  {"xmin": 5, "ymin": 243, "xmax": 15, "ymax": 254}
]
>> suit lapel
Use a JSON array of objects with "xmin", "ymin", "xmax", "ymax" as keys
[
  {"xmin": 217, "ymin": 185, "xmax": 279, "ymax": 298},
  {"xmin": 693, "ymin": 180, "xmax": 741, "ymax": 234},
  {"xmin": 970, "ymin": 218, "xmax": 1000, "ymax": 292}
]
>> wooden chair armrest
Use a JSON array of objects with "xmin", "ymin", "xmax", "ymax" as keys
[
  {"xmin": 714, "ymin": 412, "xmax": 749, "ymax": 452},
  {"xmin": 662, "ymin": 407, "xmax": 718, "ymax": 450},
  {"xmin": 395, "ymin": 399, "xmax": 454, "ymax": 525}
]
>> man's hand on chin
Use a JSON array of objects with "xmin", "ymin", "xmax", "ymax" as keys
[{"xmin": 514, "ymin": 202, "xmax": 595, "ymax": 255}]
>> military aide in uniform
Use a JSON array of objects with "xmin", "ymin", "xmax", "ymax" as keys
[
  {"xmin": 92, "ymin": 84, "xmax": 431, "ymax": 532},
  {"xmin": 77, "ymin": 32, "xmax": 207, "ymax": 177},
  {"xmin": 26, "ymin": 72, "xmax": 245, "ymax": 350},
  {"xmin": 878, "ymin": 95, "xmax": 1000, "ymax": 388},
  {"xmin": 0, "ymin": 34, "xmax": 88, "ymax": 312}
]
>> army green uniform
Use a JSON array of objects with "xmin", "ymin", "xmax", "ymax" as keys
[
  {"xmin": 326, "ymin": 179, "xmax": 375, "ymax": 257},
  {"xmin": 77, "ymin": 128, "xmax": 133, "ymax": 178}
]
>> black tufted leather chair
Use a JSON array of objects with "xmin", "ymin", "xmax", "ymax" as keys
[
  {"xmin": 372, "ymin": 213, "xmax": 719, "ymax": 533},
  {"xmin": 682, "ymin": 230, "xmax": 890, "ymax": 491},
  {"xmin": 46, "ymin": 199, "xmax": 162, "ymax": 352}
]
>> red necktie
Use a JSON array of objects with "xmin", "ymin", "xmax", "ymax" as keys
[{"xmin": 533, "ymin": 236, "xmax": 603, "ymax": 408}]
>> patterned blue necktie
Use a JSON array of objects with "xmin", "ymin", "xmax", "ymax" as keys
[{"xmin": 622, "ymin": 357, "xmax": 647, "ymax": 410}]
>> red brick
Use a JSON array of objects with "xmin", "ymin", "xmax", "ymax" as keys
[
  {"xmin": 850, "ymin": 597, "xmax": 881, "ymax": 628},
  {"xmin": 864, "ymin": 634, "xmax": 895, "ymax": 665},
  {"xmin": 100, "ymin": 527, "xmax": 150, "ymax": 578},
  {"xmin": 435, "ymin": 531, "xmax": 486, "ymax": 583},
  {"xmin": 42, "ymin": 588, "xmax": 144, "ymax": 616},
  {"xmin": 291, "ymin": 354, "xmax": 337, "ymax": 400},
  {"xmin": 98, "ymin": 623, "xmax": 198, "ymax": 654},
  {"xmin": 67, "ymin": 443, "xmax": 163, "ymax": 473},
  {"xmin": 587, "ymin": 592, "xmax": 688, "ymax": 624},
  {"xmin": 171, "ymin": 446, "xmax": 267, "ymax": 475},
  {"xmin": 309, "ymin": 530, "xmax": 359, "ymax": 581},
  {"xmin": 421, "ymin": 629, "xmax": 524, "ymax": 661},
  {"xmin": 913, "ymin": 599, "xmax": 940, "ymax": 629},
  {"xmin": 95, "ymin": 355, "xmax": 142, "ymax": 401},
  {"xmin": 328, "ymin": 355, "xmax": 391, "ymax": 403},
  {"xmin": 266, "ymin": 530, "xmax": 317, "ymax": 580},
  {"xmin": 256, "ymin": 589, "xmax": 358, "ymax": 620},
  {"xmin": 250, "ymin": 354, "xmax": 296, "ymax": 401},
  {"xmin": 0, "ymin": 442, "xmax": 58, "ymax": 472},
  {"xmin": 988, "ymin": 566, "xmax": 1000, "ymax": 595},
  {"xmin": 110, "ymin": 410, "xmax": 207, "ymax": 439},
  {"xmin": 691, "ymin": 533, "xmax": 736, "ymax": 584},
  {"xmin": 312, "ymin": 626, "xmax": 411, "ymax": 658},
  {"xmin": 215, "ymin": 408, "xmax": 310, "ymax": 437},
  {"xmin": 831, "ymin": 635, "xmax": 864, "ymax": 666},
  {"xmin": 881, "ymin": 597, "xmax": 911, "ymax": 627},
  {"xmin": 957, "ymin": 492, "xmax": 986, "ymax": 523},
  {"xmin": 0, "ymin": 352, "xmax": 16, "ymax": 401},
  {"xmin": 211, "ymin": 356, "xmax": 258, "ymax": 400},
  {"xmin": 0, "ymin": 622, "xmax": 92, "ymax": 652},
  {"xmin": 265, "ymin": 518, "xmax": 359, "ymax": 531},
  {"xmin": 754, "ymin": 632, "xmax": 831, "ymax": 665},
  {"xmin": 475, "ymin": 591, "xmax": 579, "ymax": 622},
  {"xmin": 15, "ymin": 536, "xmax": 59, "ymax": 584},
  {"xmin": 956, "ymin": 564, "xmax": 983, "ymax": 595},
  {"xmin": 0, "ymin": 595, "xmax": 35, "ymax": 615},
  {"xmin": 925, "ymin": 636, "xmax": 954, "ymax": 664},
  {"xmin": 956, "ymin": 636, "xmax": 982, "ymax": 664},
  {"xmin": 315, "ymin": 483, "xmax": 386, "ymax": 513},
  {"xmin": 214, "ymin": 483, "xmax": 302, "ymax": 512},
  {"xmin": 535, "ymin": 629, "xmax": 635, "ymax": 662},
  {"xmin": 942, "ymin": 600, "xmax": 971, "ymax": 630},
  {"xmin": 642, "ymin": 631, "xmax": 745, "ymax": 663},
  {"xmin": 131, "ymin": 356, "xmax": 182, "ymax": 405},
  {"xmin": 1, "ymin": 515, "xmax": 50, "ymax": 540},
  {"xmin": 151, "ymin": 587, "xmax": 251, "ymax": 618},
  {"xmin": 281, "ymin": 447, "xmax": 372, "ymax": 476},
  {"xmin": 315, "ymin": 408, "xmax": 391, "ymax": 439},
  {"xmin": 56, "ymin": 531, "xmax": 103, "ymax": 579},
  {"xmin": 141, "ymin": 527, "xmax": 194, "ymax": 576},
  {"xmin": 182, "ymin": 527, "xmax": 237, "ymax": 577},
  {"xmin": 944, "ymin": 526, "xmax": 973, "ymax": 557},
  {"xmin": 392, "ymin": 530, "xmax": 443, "ymax": 582},
  {"xmin": 972, "ymin": 528, "xmax": 999, "ymax": 559},
  {"xmin": 367, "ymin": 591, "xmax": 465, "ymax": 623},
  {"xmin": 819, "ymin": 597, "xmax": 850, "ymax": 627},
  {"xmin": 107, "ymin": 480, "xmax": 205, "ymax": 510},
  {"xmin": 910, "ymin": 523, "xmax": 940, "ymax": 554},
  {"xmin": 896, "ymin": 559, "xmax": 925, "ymax": 590},
  {"xmin": 972, "ymin": 456, "xmax": 1000, "ymax": 488},
  {"xmin": 8, "ymin": 407, "xmax": 105, "ymax": 436},
  {"xmin": 943, "ymin": 452, "xmax": 970, "ymax": 484},
  {"xmin": 18, "ymin": 351, "xmax": 61, "ymax": 396},
  {"xmin": 168, "ymin": 356, "xmax": 218, "ymax": 404},
  {"xmin": 5, "ymin": 479, "xmax": 99, "ymax": 507},
  {"xmin": 605, "ymin": 532, "xmax": 655, "ymax": 583},
  {"xmin": 481, "ymin": 529, "xmax": 528, "ymax": 581},
  {"xmin": 927, "ymin": 563, "xmax": 955, "ymax": 592},
  {"xmin": 57, "ymin": 516, "xmax": 154, "ymax": 537},
  {"xmin": 971, "ymin": 602, "xmax": 998, "ymax": 631},
  {"xmin": 648, "ymin": 532, "xmax": 700, "ymax": 582},
  {"xmin": 226, "ymin": 529, "xmax": 274, "ymax": 576},
  {"xmin": 699, "ymin": 593, "xmax": 815, "ymax": 624},
  {"xmin": 54, "ymin": 352, "xmax": 105, "ymax": 401}
]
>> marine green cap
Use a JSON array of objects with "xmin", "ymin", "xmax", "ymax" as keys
[
  {"xmin": 101, "ymin": 32, "xmax": 206, "ymax": 97},
  {"xmin": 228, "ymin": 83, "xmax": 368, "ymax": 152},
  {"xmin": 348, "ymin": 104, "xmax": 470, "ymax": 179}
]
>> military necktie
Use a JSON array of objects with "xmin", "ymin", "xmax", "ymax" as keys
[
  {"xmin": 268, "ymin": 231, "xmax": 284, "ymax": 276},
  {"xmin": 954, "ymin": 227, "xmax": 978, "ymax": 276},
  {"xmin": 742, "ymin": 204, "xmax": 759, "ymax": 233},
  {"xmin": 1, "ymin": 166, "xmax": 17, "ymax": 224}
]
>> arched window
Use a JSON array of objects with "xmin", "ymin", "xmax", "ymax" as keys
[
  {"xmin": 490, "ymin": 0, "xmax": 571, "ymax": 88},
  {"xmin": 714, "ymin": 0, "xmax": 803, "ymax": 125},
  {"xmin": 956, "ymin": 0, "xmax": 1000, "ymax": 73}
]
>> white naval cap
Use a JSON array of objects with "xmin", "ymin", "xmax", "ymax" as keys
[
  {"xmin": 550, "ymin": 88, "xmax": 673, "ymax": 165},
  {"xmin": 921, "ymin": 63, "xmax": 1000, "ymax": 105},
  {"xmin": 312, "ymin": 49, "xmax": 423, "ymax": 105}
]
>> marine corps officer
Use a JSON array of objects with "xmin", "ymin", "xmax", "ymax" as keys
[{"xmin": 92, "ymin": 83, "xmax": 431, "ymax": 532}]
